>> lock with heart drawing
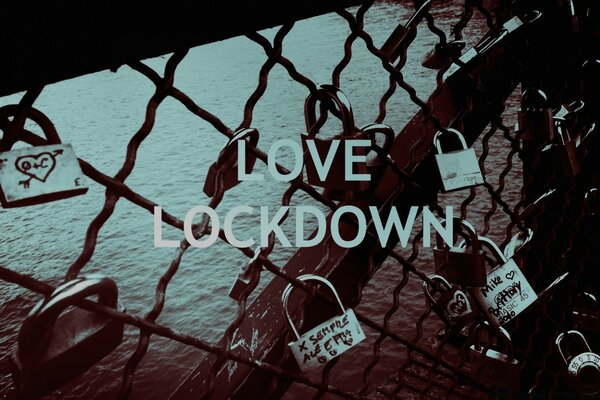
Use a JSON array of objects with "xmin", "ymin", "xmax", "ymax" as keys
[{"xmin": 0, "ymin": 105, "xmax": 87, "ymax": 208}]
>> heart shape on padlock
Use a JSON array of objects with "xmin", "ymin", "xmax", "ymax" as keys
[
  {"xmin": 15, "ymin": 152, "xmax": 56, "ymax": 182},
  {"xmin": 447, "ymin": 291, "xmax": 472, "ymax": 318},
  {"xmin": 505, "ymin": 271, "xmax": 515, "ymax": 281}
]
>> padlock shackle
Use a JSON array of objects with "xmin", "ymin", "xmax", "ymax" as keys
[
  {"xmin": 556, "ymin": 330, "xmax": 593, "ymax": 365},
  {"xmin": 473, "ymin": 320, "xmax": 515, "ymax": 360},
  {"xmin": 423, "ymin": 274, "xmax": 451, "ymax": 306},
  {"xmin": 0, "ymin": 105, "xmax": 62, "ymax": 152},
  {"xmin": 477, "ymin": 236, "xmax": 508, "ymax": 265},
  {"xmin": 520, "ymin": 88, "xmax": 549, "ymax": 111},
  {"xmin": 435, "ymin": 217, "xmax": 480, "ymax": 252},
  {"xmin": 585, "ymin": 187, "xmax": 599, "ymax": 216},
  {"xmin": 554, "ymin": 117, "xmax": 572, "ymax": 144},
  {"xmin": 304, "ymin": 85, "xmax": 355, "ymax": 138},
  {"xmin": 433, "ymin": 128, "xmax": 468, "ymax": 154},
  {"xmin": 361, "ymin": 123, "xmax": 395, "ymax": 163},
  {"xmin": 215, "ymin": 127, "xmax": 259, "ymax": 169},
  {"xmin": 281, "ymin": 274, "xmax": 346, "ymax": 341},
  {"xmin": 17, "ymin": 275, "xmax": 119, "ymax": 365}
]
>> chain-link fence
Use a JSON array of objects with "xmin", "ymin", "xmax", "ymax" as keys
[{"xmin": 1, "ymin": 0, "xmax": 599, "ymax": 399}]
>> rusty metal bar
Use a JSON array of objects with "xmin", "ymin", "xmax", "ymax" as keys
[{"xmin": 0, "ymin": 1, "xmax": 362, "ymax": 97}]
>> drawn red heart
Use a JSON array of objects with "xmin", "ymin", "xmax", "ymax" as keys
[
  {"xmin": 505, "ymin": 271, "xmax": 515, "ymax": 280},
  {"xmin": 15, "ymin": 152, "xmax": 56, "ymax": 182},
  {"xmin": 447, "ymin": 291, "xmax": 472, "ymax": 318}
]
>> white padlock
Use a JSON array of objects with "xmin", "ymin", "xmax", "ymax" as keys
[
  {"xmin": 281, "ymin": 274, "xmax": 365, "ymax": 372},
  {"xmin": 433, "ymin": 128, "xmax": 484, "ymax": 192}
]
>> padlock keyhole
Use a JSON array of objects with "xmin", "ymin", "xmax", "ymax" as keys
[{"xmin": 579, "ymin": 365, "xmax": 600, "ymax": 385}]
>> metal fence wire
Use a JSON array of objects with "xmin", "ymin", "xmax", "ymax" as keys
[{"xmin": 1, "ymin": 0, "xmax": 599, "ymax": 399}]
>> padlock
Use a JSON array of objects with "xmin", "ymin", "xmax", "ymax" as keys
[
  {"xmin": 203, "ymin": 127, "xmax": 259, "ymax": 197},
  {"xmin": 433, "ymin": 218, "xmax": 487, "ymax": 288},
  {"xmin": 556, "ymin": 330, "xmax": 600, "ymax": 396},
  {"xmin": 229, "ymin": 247, "xmax": 262, "ymax": 301},
  {"xmin": 322, "ymin": 123, "xmax": 394, "ymax": 200},
  {"xmin": 553, "ymin": 117, "xmax": 581, "ymax": 176},
  {"xmin": 281, "ymin": 274, "xmax": 366, "ymax": 372},
  {"xmin": 301, "ymin": 85, "xmax": 369, "ymax": 193},
  {"xmin": 421, "ymin": 39, "xmax": 466, "ymax": 69},
  {"xmin": 470, "ymin": 236, "xmax": 538, "ymax": 326},
  {"xmin": 424, "ymin": 274, "xmax": 475, "ymax": 331},
  {"xmin": 469, "ymin": 321, "xmax": 520, "ymax": 393},
  {"xmin": 433, "ymin": 128, "xmax": 484, "ymax": 192},
  {"xmin": 516, "ymin": 89, "xmax": 554, "ymax": 141},
  {"xmin": 573, "ymin": 293, "xmax": 600, "ymax": 333},
  {"xmin": 0, "ymin": 105, "xmax": 87, "ymax": 208},
  {"xmin": 580, "ymin": 60, "xmax": 600, "ymax": 107},
  {"xmin": 9, "ymin": 275, "xmax": 125, "ymax": 399}
]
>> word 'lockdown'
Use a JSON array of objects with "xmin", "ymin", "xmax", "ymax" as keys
[{"xmin": 154, "ymin": 206, "xmax": 454, "ymax": 249}]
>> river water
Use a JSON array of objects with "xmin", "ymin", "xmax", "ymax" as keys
[{"xmin": 0, "ymin": 1, "xmax": 522, "ymax": 399}]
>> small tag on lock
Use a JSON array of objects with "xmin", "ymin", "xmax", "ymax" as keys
[
  {"xmin": 0, "ymin": 144, "xmax": 87, "ymax": 208},
  {"xmin": 288, "ymin": 309, "xmax": 365, "ymax": 372},
  {"xmin": 472, "ymin": 259, "xmax": 537, "ymax": 326}
]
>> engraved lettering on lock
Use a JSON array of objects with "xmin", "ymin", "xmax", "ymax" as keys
[
  {"xmin": 445, "ymin": 291, "xmax": 471, "ymax": 319},
  {"xmin": 15, "ymin": 150, "xmax": 62, "ymax": 188}
]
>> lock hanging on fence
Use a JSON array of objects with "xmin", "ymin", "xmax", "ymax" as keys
[
  {"xmin": 9, "ymin": 275, "xmax": 125, "ymax": 399},
  {"xmin": 516, "ymin": 88, "xmax": 555, "ymax": 141},
  {"xmin": 203, "ymin": 127, "xmax": 259, "ymax": 197},
  {"xmin": 322, "ymin": 123, "xmax": 395, "ymax": 200},
  {"xmin": 433, "ymin": 128, "xmax": 484, "ymax": 192},
  {"xmin": 503, "ymin": 228, "xmax": 534, "ymax": 268},
  {"xmin": 229, "ymin": 247, "xmax": 262, "ymax": 301},
  {"xmin": 281, "ymin": 274, "xmax": 365, "ymax": 372},
  {"xmin": 301, "ymin": 85, "xmax": 370, "ymax": 194},
  {"xmin": 0, "ymin": 106, "xmax": 87, "ymax": 208},
  {"xmin": 421, "ymin": 39, "xmax": 466, "ymax": 69},
  {"xmin": 470, "ymin": 236, "xmax": 538, "ymax": 326},
  {"xmin": 423, "ymin": 274, "xmax": 475, "ymax": 331},
  {"xmin": 469, "ymin": 321, "xmax": 521, "ymax": 393},
  {"xmin": 556, "ymin": 330, "xmax": 600, "ymax": 396},
  {"xmin": 573, "ymin": 293, "xmax": 600, "ymax": 333},
  {"xmin": 553, "ymin": 116, "xmax": 581, "ymax": 176},
  {"xmin": 433, "ymin": 218, "xmax": 487, "ymax": 288}
]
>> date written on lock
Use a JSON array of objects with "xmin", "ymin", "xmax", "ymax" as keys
[
  {"xmin": 0, "ymin": 144, "xmax": 87, "ymax": 207},
  {"xmin": 472, "ymin": 259, "xmax": 537, "ymax": 326}
]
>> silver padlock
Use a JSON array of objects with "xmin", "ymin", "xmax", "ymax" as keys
[
  {"xmin": 470, "ymin": 236, "xmax": 537, "ymax": 326},
  {"xmin": 469, "ymin": 321, "xmax": 520, "ymax": 392},
  {"xmin": 554, "ymin": 117, "xmax": 581, "ymax": 176},
  {"xmin": 556, "ymin": 330, "xmax": 600, "ymax": 396},
  {"xmin": 433, "ymin": 128, "xmax": 484, "ymax": 192},
  {"xmin": 229, "ymin": 247, "xmax": 262, "ymax": 301},
  {"xmin": 281, "ymin": 274, "xmax": 365, "ymax": 372},
  {"xmin": 0, "ymin": 143, "xmax": 88, "ymax": 208}
]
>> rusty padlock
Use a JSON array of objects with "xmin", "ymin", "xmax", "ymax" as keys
[
  {"xmin": 282, "ymin": 274, "xmax": 365, "ymax": 372},
  {"xmin": 421, "ymin": 39, "xmax": 466, "ymax": 69},
  {"xmin": 470, "ymin": 236, "xmax": 538, "ymax": 326},
  {"xmin": 516, "ymin": 89, "xmax": 554, "ymax": 141},
  {"xmin": 469, "ymin": 321, "xmax": 520, "ymax": 393},
  {"xmin": 203, "ymin": 127, "xmax": 259, "ymax": 197},
  {"xmin": 301, "ymin": 85, "xmax": 369, "ymax": 193},
  {"xmin": 10, "ymin": 275, "xmax": 125, "ymax": 399},
  {"xmin": 424, "ymin": 274, "xmax": 475, "ymax": 331},
  {"xmin": 229, "ymin": 247, "xmax": 262, "ymax": 301},
  {"xmin": 556, "ymin": 330, "xmax": 600, "ymax": 397},
  {"xmin": 433, "ymin": 128, "xmax": 484, "ymax": 192},
  {"xmin": 323, "ymin": 123, "xmax": 394, "ymax": 200},
  {"xmin": 433, "ymin": 218, "xmax": 487, "ymax": 288},
  {"xmin": 573, "ymin": 293, "xmax": 600, "ymax": 333},
  {"xmin": 0, "ymin": 105, "xmax": 88, "ymax": 208},
  {"xmin": 553, "ymin": 117, "xmax": 581, "ymax": 176}
]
